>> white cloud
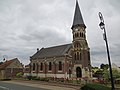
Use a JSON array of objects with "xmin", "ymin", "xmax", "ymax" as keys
[{"xmin": 0, "ymin": 0, "xmax": 119, "ymax": 67}]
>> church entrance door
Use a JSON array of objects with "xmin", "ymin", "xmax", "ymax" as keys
[{"xmin": 76, "ymin": 67, "xmax": 82, "ymax": 78}]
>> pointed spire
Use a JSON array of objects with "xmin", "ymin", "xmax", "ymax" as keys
[{"xmin": 71, "ymin": 0, "xmax": 86, "ymax": 29}]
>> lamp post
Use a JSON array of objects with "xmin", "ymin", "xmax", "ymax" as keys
[{"xmin": 98, "ymin": 12, "xmax": 115, "ymax": 90}]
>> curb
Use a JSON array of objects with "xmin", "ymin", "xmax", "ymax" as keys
[{"xmin": 12, "ymin": 80, "xmax": 81, "ymax": 90}]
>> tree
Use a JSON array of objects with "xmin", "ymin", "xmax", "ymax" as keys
[
  {"xmin": 103, "ymin": 69, "xmax": 120, "ymax": 83},
  {"xmin": 100, "ymin": 63, "xmax": 109, "ymax": 70},
  {"xmin": 92, "ymin": 66, "xmax": 99, "ymax": 69}
]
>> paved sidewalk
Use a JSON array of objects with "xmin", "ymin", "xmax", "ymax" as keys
[{"xmin": 3, "ymin": 80, "xmax": 80, "ymax": 90}]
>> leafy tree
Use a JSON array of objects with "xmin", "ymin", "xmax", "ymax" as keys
[
  {"xmin": 103, "ymin": 70, "xmax": 109, "ymax": 81},
  {"xmin": 100, "ymin": 63, "xmax": 109, "ymax": 70},
  {"xmin": 103, "ymin": 69, "xmax": 120, "ymax": 82},
  {"xmin": 92, "ymin": 66, "xmax": 99, "ymax": 69}
]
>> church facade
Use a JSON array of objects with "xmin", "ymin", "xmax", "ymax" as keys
[{"xmin": 27, "ymin": 1, "xmax": 92, "ymax": 79}]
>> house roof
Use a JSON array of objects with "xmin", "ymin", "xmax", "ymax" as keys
[
  {"xmin": 71, "ymin": 0, "xmax": 86, "ymax": 29},
  {"xmin": 31, "ymin": 43, "xmax": 72, "ymax": 59},
  {"xmin": 0, "ymin": 58, "xmax": 17, "ymax": 70}
]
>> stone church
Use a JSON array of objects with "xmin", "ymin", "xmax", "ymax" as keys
[{"xmin": 28, "ymin": 0, "xmax": 92, "ymax": 79}]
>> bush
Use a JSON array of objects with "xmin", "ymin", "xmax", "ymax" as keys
[
  {"xmin": 27, "ymin": 76, "xmax": 49, "ymax": 82},
  {"xmin": 27, "ymin": 76, "xmax": 32, "ymax": 80},
  {"xmin": 27, "ymin": 76, "xmax": 37, "ymax": 80},
  {"xmin": 58, "ymin": 78, "xmax": 64, "ymax": 82},
  {"xmin": 16, "ymin": 72, "xmax": 23, "ymax": 77},
  {"xmin": 81, "ymin": 83, "xmax": 111, "ymax": 90},
  {"xmin": 33, "ymin": 77, "xmax": 40, "ymax": 80},
  {"xmin": 40, "ymin": 77, "xmax": 49, "ymax": 82}
]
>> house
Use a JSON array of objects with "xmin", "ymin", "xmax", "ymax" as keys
[
  {"xmin": 0, "ymin": 58, "xmax": 23, "ymax": 79},
  {"xmin": 28, "ymin": 0, "xmax": 92, "ymax": 79}
]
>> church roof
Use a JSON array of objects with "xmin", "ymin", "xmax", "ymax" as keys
[
  {"xmin": 71, "ymin": 0, "xmax": 86, "ymax": 29},
  {"xmin": 31, "ymin": 44, "xmax": 72, "ymax": 59}
]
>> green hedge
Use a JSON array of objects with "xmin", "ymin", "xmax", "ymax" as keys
[
  {"xmin": 81, "ymin": 83, "xmax": 111, "ymax": 90},
  {"xmin": 27, "ymin": 76, "xmax": 49, "ymax": 82}
]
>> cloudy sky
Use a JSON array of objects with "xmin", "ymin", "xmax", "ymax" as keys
[{"xmin": 0, "ymin": 0, "xmax": 120, "ymax": 67}]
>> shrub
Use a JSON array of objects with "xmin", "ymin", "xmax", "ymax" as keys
[
  {"xmin": 27, "ymin": 76, "xmax": 32, "ymax": 80},
  {"xmin": 33, "ymin": 77, "xmax": 40, "ymax": 80},
  {"xmin": 40, "ymin": 77, "xmax": 49, "ymax": 82},
  {"xmin": 81, "ymin": 83, "xmax": 111, "ymax": 90},
  {"xmin": 27, "ymin": 76, "xmax": 37, "ymax": 80},
  {"xmin": 54, "ymin": 77, "xmax": 64, "ymax": 82},
  {"xmin": 16, "ymin": 72, "xmax": 23, "ymax": 77}
]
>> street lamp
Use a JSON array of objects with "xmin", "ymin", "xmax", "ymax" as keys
[{"xmin": 98, "ymin": 12, "xmax": 115, "ymax": 90}]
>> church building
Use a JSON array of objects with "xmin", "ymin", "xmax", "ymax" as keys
[{"xmin": 28, "ymin": 0, "xmax": 92, "ymax": 79}]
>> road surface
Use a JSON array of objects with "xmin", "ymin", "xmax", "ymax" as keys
[{"xmin": 0, "ymin": 81, "xmax": 49, "ymax": 90}]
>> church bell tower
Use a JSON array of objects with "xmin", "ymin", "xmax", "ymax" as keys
[{"xmin": 71, "ymin": 0, "xmax": 91, "ymax": 78}]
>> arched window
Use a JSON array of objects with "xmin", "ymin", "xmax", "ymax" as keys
[
  {"xmin": 59, "ymin": 61, "xmax": 62, "ymax": 70},
  {"xmin": 74, "ymin": 43, "xmax": 80, "ymax": 48},
  {"xmin": 33, "ymin": 63, "xmax": 35, "ymax": 71},
  {"xmin": 49, "ymin": 62, "xmax": 52, "ymax": 70},
  {"xmin": 77, "ymin": 52, "xmax": 79, "ymax": 60},
  {"xmin": 40, "ymin": 63, "xmax": 43, "ymax": 71},
  {"xmin": 81, "ymin": 33, "xmax": 83, "ymax": 37},
  {"xmin": 74, "ymin": 53, "xmax": 77, "ymax": 60},
  {"xmin": 80, "ymin": 33, "xmax": 81, "ymax": 37},
  {"xmin": 75, "ymin": 33, "xmax": 79, "ymax": 38}
]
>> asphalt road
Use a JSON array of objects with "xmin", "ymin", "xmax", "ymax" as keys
[{"xmin": 0, "ymin": 81, "xmax": 49, "ymax": 90}]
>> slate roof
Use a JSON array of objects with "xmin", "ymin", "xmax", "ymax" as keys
[
  {"xmin": 72, "ymin": 0, "xmax": 86, "ymax": 29},
  {"xmin": 0, "ymin": 58, "xmax": 17, "ymax": 70},
  {"xmin": 31, "ymin": 44, "xmax": 72, "ymax": 59}
]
